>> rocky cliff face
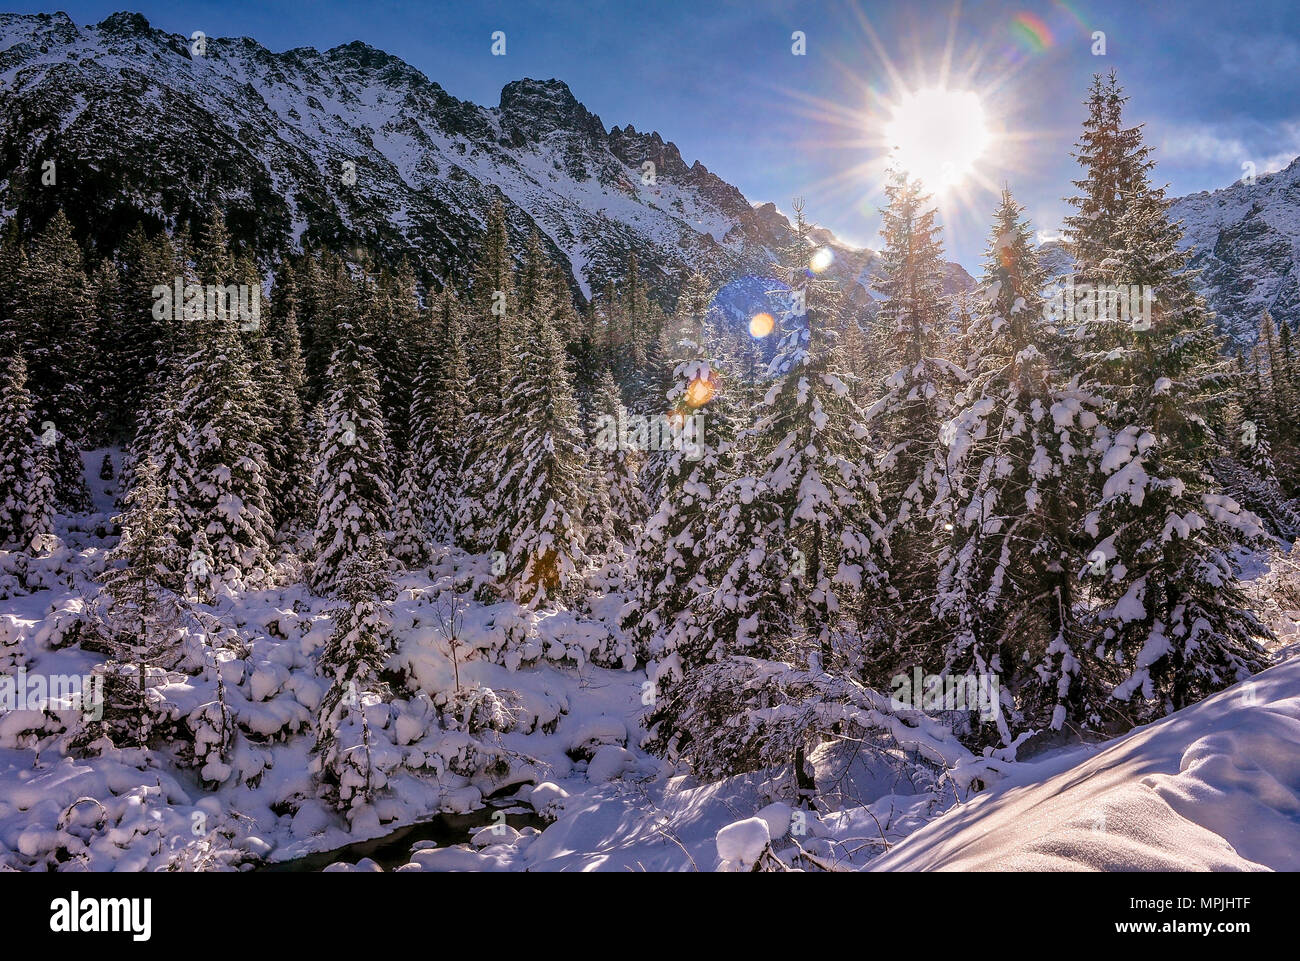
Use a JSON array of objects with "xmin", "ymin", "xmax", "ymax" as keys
[{"xmin": 1169, "ymin": 156, "xmax": 1300, "ymax": 346}]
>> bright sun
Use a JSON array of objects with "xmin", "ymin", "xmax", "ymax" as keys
[{"xmin": 883, "ymin": 88, "xmax": 990, "ymax": 193}]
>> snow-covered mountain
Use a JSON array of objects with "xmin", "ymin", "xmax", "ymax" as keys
[
  {"xmin": 0, "ymin": 11, "xmax": 971, "ymax": 305},
  {"xmin": 1170, "ymin": 156, "xmax": 1300, "ymax": 347},
  {"xmin": 1028, "ymin": 160, "xmax": 1300, "ymax": 348}
]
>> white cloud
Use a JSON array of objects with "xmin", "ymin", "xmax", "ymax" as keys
[{"xmin": 1159, "ymin": 121, "xmax": 1300, "ymax": 176}]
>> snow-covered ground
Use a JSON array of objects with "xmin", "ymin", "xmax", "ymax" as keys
[
  {"xmin": 395, "ymin": 637, "xmax": 1300, "ymax": 873},
  {"xmin": 2, "ymin": 451, "xmax": 1298, "ymax": 872},
  {"xmin": 871, "ymin": 656, "xmax": 1300, "ymax": 871}
]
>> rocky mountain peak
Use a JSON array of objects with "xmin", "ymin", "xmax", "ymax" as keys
[
  {"xmin": 95, "ymin": 11, "xmax": 153, "ymax": 39},
  {"xmin": 497, "ymin": 77, "xmax": 604, "ymax": 145}
]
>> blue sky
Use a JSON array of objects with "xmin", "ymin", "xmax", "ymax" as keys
[{"xmin": 14, "ymin": 0, "xmax": 1300, "ymax": 268}]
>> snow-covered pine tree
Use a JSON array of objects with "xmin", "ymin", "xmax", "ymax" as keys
[
  {"xmin": 262, "ymin": 267, "xmax": 312, "ymax": 528},
  {"xmin": 313, "ymin": 543, "xmax": 393, "ymax": 814},
  {"xmin": 1213, "ymin": 435, "xmax": 1300, "ymax": 544},
  {"xmin": 932, "ymin": 188, "xmax": 1104, "ymax": 742},
  {"xmin": 645, "ymin": 469, "xmax": 798, "ymax": 766},
  {"xmin": 869, "ymin": 173, "xmax": 962, "ymax": 639},
  {"xmin": 517, "ymin": 230, "xmax": 551, "ymax": 325},
  {"xmin": 114, "ymin": 229, "xmax": 186, "ymax": 500},
  {"xmin": 638, "ymin": 272, "xmax": 713, "ymax": 507},
  {"xmin": 410, "ymin": 287, "xmax": 470, "ymax": 545},
  {"xmin": 13, "ymin": 211, "xmax": 93, "ymax": 511},
  {"xmin": 22, "ymin": 441, "xmax": 56, "ymax": 555},
  {"xmin": 745, "ymin": 199, "xmax": 888, "ymax": 664},
  {"xmin": 582, "ymin": 366, "xmax": 630, "ymax": 557},
  {"xmin": 193, "ymin": 203, "xmax": 235, "ymax": 284},
  {"xmin": 173, "ymin": 216, "xmax": 275, "ymax": 585},
  {"xmin": 139, "ymin": 367, "xmax": 193, "ymax": 532},
  {"xmin": 1063, "ymin": 71, "xmax": 1152, "ymax": 287},
  {"xmin": 459, "ymin": 198, "xmax": 518, "ymax": 551},
  {"xmin": 391, "ymin": 448, "xmax": 428, "ymax": 568},
  {"xmin": 488, "ymin": 270, "xmax": 589, "ymax": 606},
  {"xmin": 1240, "ymin": 346, "xmax": 1283, "ymax": 482},
  {"xmin": 0, "ymin": 350, "xmax": 39, "ymax": 549},
  {"xmin": 622, "ymin": 276, "xmax": 742, "ymax": 669},
  {"xmin": 184, "ymin": 526, "xmax": 216, "ymax": 604},
  {"xmin": 1069, "ymin": 77, "xmax": 1268, "ymax": 720},
  {"xmin": 97, "ymin": 454, "xmax": 184, "ymax": 746},
  {"xmin": 233, "ymin": 252, "xmax": 288, "ymax": 532},
  {"xmin": 646, "ymin": 206, "xmax": 885, "ymax": 782},
  {"xmin": 102, "ymin": 454, "xmax": 182, "ymax": 628},
  {"xmin": 312, "ymin": 322, "xmax": 394, "ymax": 595}
]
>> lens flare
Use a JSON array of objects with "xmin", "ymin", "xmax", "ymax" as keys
[
  {"xmin": 1010, "ymin": 11, "xmax": 1054, "ymax": 53},
  {"xmin": 749, "ymin": 312, "xmax": 775, "ymax": 338},
  {"xmin": 684, "ymin": 374, "xmax": 716, "ymax": 408},
  {"xmin": 809, "ymin": 247, "xmax": 834, "ymax": 273}
]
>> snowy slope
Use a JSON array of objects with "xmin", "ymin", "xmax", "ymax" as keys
[{"xmin": 869, "ymin": 657, "xmax": 1300, "ymax": 871}]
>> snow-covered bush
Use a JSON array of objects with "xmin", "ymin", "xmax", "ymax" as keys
[
  {"xmin": 647, "ymin": 655, "xmax": 1009, "ymax": 798},
  {"xmin": 186, "ymin": 676, "xmax": 236, "ymax": 785},
  {"xmin": 437, "ymin": 683, "xmax": 518, "ymax": 735}
]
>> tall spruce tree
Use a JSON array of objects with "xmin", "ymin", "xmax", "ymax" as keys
[
  {"xmin": 932, "ymin": 189, "xmax": 1104, "ymax": 741},
  {"xmin": 314, "ymin": 544, "xmax": 393, "ymax": 814},
  {"xmin": 172, "ymin": 215, "xmax": 275, "ymax": 584},
  {"xmin": 623, "ymin": 283, "xmax": 741, "ymax": 670},
  {"xmin": 749, "ymin": 199, "xmax": 887, "ymax": 662},
  {"xmin": 97, "ymin": 454, "xmax": 185, "ymax": 746},
  {"xmin": 869, "ymin": 173, "xmax": 961, "ymax": 639},
  {"xmin": 1068, "ymin": 75, "xmax": 1268, "ymax": 720},
  {"xmin": 489, "ymin": 272, "xmax": 589, "ymax": 606},
  {"xmin": 312, "ymin": 323, "xmax": 393, "ymax": 594},
  {"xmin": 410, "ymin": 287, "xmax": 470, "ymax": 546},
  {"xmin": 1063, "ymin": 71, "xmax": 1152, "ymax": 287},
  {"xmin": 459, "ymin": 199, "xmax": 518, "ymax": 550},
  {"xmin": 13, "ymin": 211, "xmax": 93, "ymax": 510},
  {"xmin": 0, "ymin": 351, "xmax": 42, "ymax": 549}
]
